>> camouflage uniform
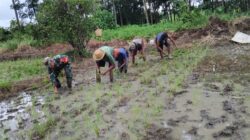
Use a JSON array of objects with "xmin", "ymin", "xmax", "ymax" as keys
[{"xmin": 47, "ymin": 54, "xmax": 72, "ymax": 89}]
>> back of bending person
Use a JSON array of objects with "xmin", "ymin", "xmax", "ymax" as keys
[
  {"xmin": 129, "ymin": 38, "xmax": 146, "ymax": 64},
  {"xmin": 155, "ymin": 32, "xmax": 176, "ymax": 59},
  {"xmin": 93, "ymin": 46, "xmax": 116, "ymax": 82},
  {"xmin": 114, "ymin": 47, "xmax": 129, "ymax": 73}
]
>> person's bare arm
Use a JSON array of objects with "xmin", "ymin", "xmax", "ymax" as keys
[
  {"xmin": 101, "ymin": 64, "xmax": 115, "ymax": 75},
  {"xmin": 155, "ymin": 41, "xmax": 167, "ymax": 55},
  {"xmin": 119, "ymin": 58, "xmax": 127, "ymax": 69},
  {"xmin": 96, "ymin": 63, "xmax": 101, "ymax": 73},
  {"xmin": 169, "ymin": 36, "xmax": 177, "ymax": 48}
]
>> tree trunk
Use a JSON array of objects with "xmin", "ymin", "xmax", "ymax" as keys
[
  {"xmin": 142, "ymin": 0, "xmax": 150, "ymax": 24},
  {"xmin": 188, "ymin": 0, "xmax": 191, "ymax": 11},
  {"xmin": 112, "ymin": 0, "xmax": 117, "ymax": 26},
  {"xmin": 119, "ymin": 7, "xmax": 123, "ymax": 26},
  {"xmin": 12, "ymin": 0, "xmax": 21, "ymax": 29},
  {"xmin": 222, "ymin": 0, "xmax": 227, "ymax": 13},
  {"xmin": 149, "ymin": 0, "xmax": 153, "ymax": 24}
]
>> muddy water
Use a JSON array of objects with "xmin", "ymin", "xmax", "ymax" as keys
[{"xmin": 0, "ymin": 92, "xmax": 45, "ymax": 139}]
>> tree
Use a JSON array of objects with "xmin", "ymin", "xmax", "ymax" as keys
[
  {"xmin": 21, "ymin": 0, "xmax": 39, "ymax": 21},
  {"xmin": 92, "ymin": 10, "xmax": 116, "ymax": 29},
  {"xmin": 11, "ymin": 0, "xmax": 22, "ymax": 29},
  {"xmin": 142, "ymin": 0, "xmax": 150, "ymax": 24},
  {"xmin": 37, "ymin": 0, "xmax": 96, "ymax": 54}
]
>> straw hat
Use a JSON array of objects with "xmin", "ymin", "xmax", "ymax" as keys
[{"xmin": 93, "ymin": 49, "xmax": 105, "ymax": 61}]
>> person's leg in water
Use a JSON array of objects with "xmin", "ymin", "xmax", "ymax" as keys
[
  {"xmin": 109, "ymin": 63, "xmax": 114, "ymax": 82},
  {"xmin": 118, "ymin": 60, "xmax": 123, "ymax": 73},
  {"xmin": 132, "ymin": 50, "xmax": 137, "ymax": 64},
  {"xmin": 158, "ymin": 43, "xmax": 164, "ymax": 59},
  {"xmin": 124, "ymin": 59, "xmax": 128, "ymax": 73},
  {"xmin": 50, "ymin": 72, "xmax": 61, "ymax": 93},
  {"xmin": 64, "ymin": 63, "xmax": 73, "ymax": 89},
  {"xmin": 165, "ymin": 41, "xmax": 172, "ymax": 59}
]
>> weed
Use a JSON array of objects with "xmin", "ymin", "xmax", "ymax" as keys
[
  {"xmin": 29, "ymin": 116, "xmax": 56, "ymax": 139},
  {"xmin": 0, "ymin": 81, "xmax": 12, "ymax": 91}
]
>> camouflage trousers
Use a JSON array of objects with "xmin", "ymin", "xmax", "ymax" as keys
[{"xmin": 50, "ymin": 64, "xmax": 73, "ymax": 88}]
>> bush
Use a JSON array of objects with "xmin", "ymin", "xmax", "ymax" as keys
[
  {"xmin": 92, "ymin": 10, "xmax": 116, "ymax": 29},
  {"xmin": 0, "ymin": 35, "xmax": 39, "ymax": 51}
]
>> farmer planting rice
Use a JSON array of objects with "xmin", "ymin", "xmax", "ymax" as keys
[
  {"xmin": 44, "ymin": 54, "xmax": 73, "ymax": 94},
  {"xmin": 93, "ymin": 46, "xmax": 116, "ymax": 82},
  {"xmin": 155, "ymin": 31, "xmax": 177, "ymax": 59},
  {"xmin": 113, "ymin": 47, "xmax": 129, "ymax": 73},
  {"xmin": 129, "ymin": 37, "xmax": 146, "ymax": 64}
]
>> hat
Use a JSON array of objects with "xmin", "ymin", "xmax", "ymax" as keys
[
  {"xmin": 93, "ymin": 49, "xmax": 105, "ymax": 61},
  {"xmin": 43, "ymin": 57, "xmax": 51, "ymax": 65}
]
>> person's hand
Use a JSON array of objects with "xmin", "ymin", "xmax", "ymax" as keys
[
  {"xmin": 54, "ymin": 87, "xmax": 58, "ymax": 94},
  {"xmin": 101, "ymin": 72, "xmax": 106, "ymax": 76}
]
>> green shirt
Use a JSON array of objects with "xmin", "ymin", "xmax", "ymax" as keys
[{"xmin": 100, "ymin": 46, "xmax": 115, "ymax": 65}]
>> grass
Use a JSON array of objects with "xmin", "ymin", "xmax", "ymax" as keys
[
  {"xmin": 0, "ymin": 35, "xmax": 38, "ymax": 52},
  {"xmin": 97, "ymin": 21, "xmax": 184, "ymax": 41},
  {"xmin": 29, "ymin": 116, "xmax": 56, "ymax": 139},
  {"xmin": 0, "ymin": 58, "xmax": 46, "ymax": 90}
]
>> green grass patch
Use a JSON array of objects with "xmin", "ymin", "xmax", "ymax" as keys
[
  {"xmin": 97, "ymin": 22, "xmax": 183, "ymax": 41},
  {"xmin": 0, "ymin": 58, "xmax": 46, "ymax": 88},
  {"xmin": 29, "ymin": 117, "xmax": 56, "ymax": 139},
  {"xmin": 0, "ymin": 35, "xmax": 38, "ymax": 51}
]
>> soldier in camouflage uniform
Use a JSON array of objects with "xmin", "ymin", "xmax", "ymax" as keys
[{"xmin": 44, "ymin": 54, "xmax": 73, "ymax": 93}]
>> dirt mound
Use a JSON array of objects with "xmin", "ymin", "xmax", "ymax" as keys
[
  {"xmin": 175, "ymin": 16, "xmax": 230, "ymax": 47},
  {"xmin": 229, "ymin": 17, "xmax": 250, "ymax": 34},
  {"xmin": 0, "ymin": 43, "xmax": 74, "ymax": 61}
]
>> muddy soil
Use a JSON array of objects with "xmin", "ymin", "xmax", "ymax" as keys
[
  {"xmin": 0, "ymin": 41, "xmax": 248, "ymax": 140},
  {"xmin": 0, "ymin": 92, "xmax": 45, "ymax": 139}
]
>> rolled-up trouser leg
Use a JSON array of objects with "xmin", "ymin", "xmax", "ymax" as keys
[
  {"xmin": 50, "ymin": 73, "xmax": 61, "ymax": 88},
  {"xmin": 64, "ymin": 64, "xmax": 73, "ymax": 88}
]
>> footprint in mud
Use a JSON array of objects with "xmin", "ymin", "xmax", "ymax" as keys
[
  {"xmin": 205, "ymin": 115, "xmax": 228, "ymax": 129},
  {"xmin": 143, "ymin": 123, "xmax": 172, "ymax": 140},
  {"xmin": 187, "ymin": 127, "xmax": 198, "ymax": 135},
  {"xmin": 200, "ymin": 109, "xmax": 229, "ymax": 129},
  {"xmin": 200, "ymin": 110, "xmax": 209, "ymax": 120},
  {"xmin": 167, "ymin": 115, "xmax": 189, "ymax": 127},
  {"xmin": 204, "ymin": 83, "xmax": 220, "ymax": 92},
  {"xmin": 61, "ymin": 130, "xmax": 75, "ymax": 137},
  {"xmin": 7, "ymin": 108, "xmax": 18, "ymax": 113},
  {"xmin": 187, "ymin": 73, "xmax": 200, "ymax": 84},
  {"xmin": 120, "ymin": 132, "xmax": 130, "ymax": 140},
  {"xmin": 213, "ymin": 120, "xmax": 250, "ymax": 139},
  {"xmin": 223, "ymin": 84, "xmax": 233, "ymax": 93},
  {"xmin": 173, "ymin": 90, "xmax": 188, "ymax": 97},
  {"xmin": 48, "ymin": 104, "xmax": 60, "ymax": 114},
  {"xmin": 223, "ymin": 100, "xmax": 236, "ymax": 114}
]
